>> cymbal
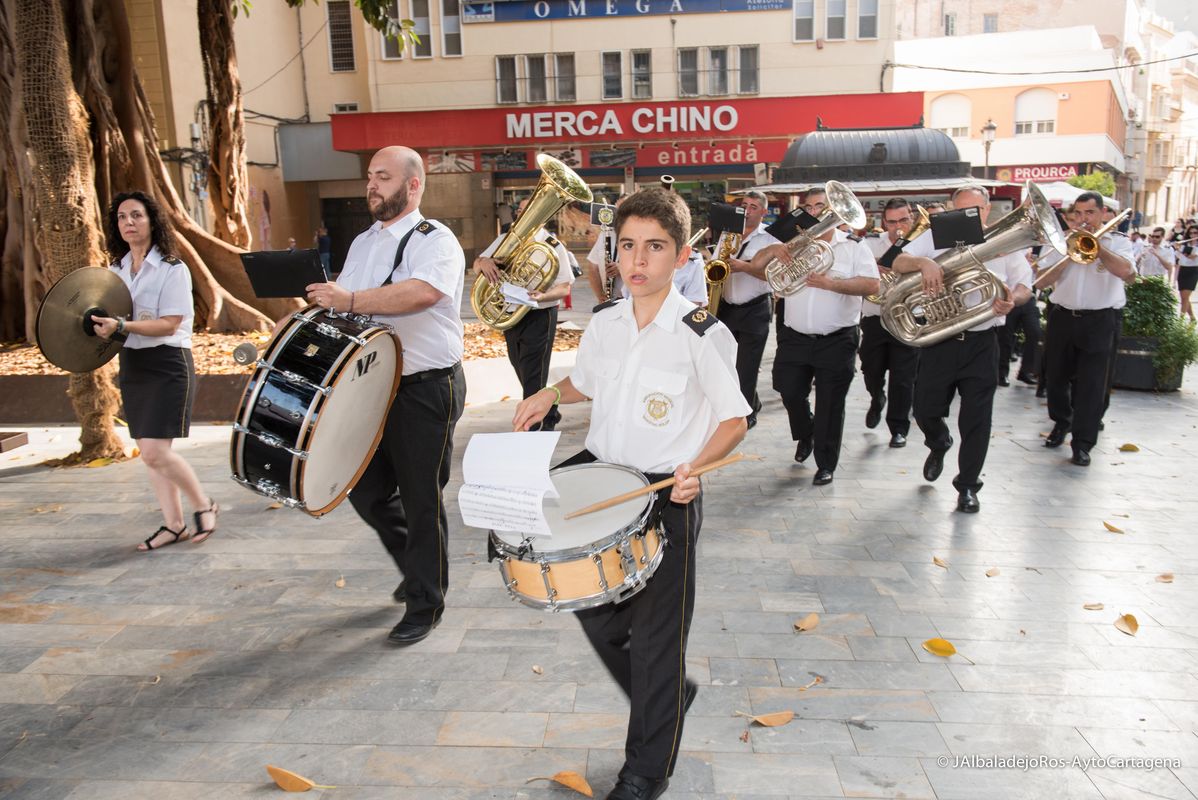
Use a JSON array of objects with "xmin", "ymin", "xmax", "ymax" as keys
[{"xmin": 35, "ymin": 267, "xmax": 133, "ymax": 373}]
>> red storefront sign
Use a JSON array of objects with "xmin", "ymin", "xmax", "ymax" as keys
[
  {"xmin": 995, "ymin": 164, "xmax": 1081, "ymax": 183},
  {"xmin": 331, "ymin": 93, "xmax": 924, "ymax": 152}
]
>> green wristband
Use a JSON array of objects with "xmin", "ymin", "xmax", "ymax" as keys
[{"xmin": 545, "ymin": 385, "xmax": 561, "ymax": 406}]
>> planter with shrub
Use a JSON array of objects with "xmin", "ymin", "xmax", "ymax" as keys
[{"xmin": 1114, "ymin": 277, "xmax": 1198, "ymax": 391}]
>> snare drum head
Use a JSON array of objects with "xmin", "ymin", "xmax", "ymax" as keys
[
  {"xmin": 494, "ymin": 463, "xmax": 651, "ymax": 551},
  {"xmin": 301, "ymin": 330, "xmax": 398, "ymax": 510}
]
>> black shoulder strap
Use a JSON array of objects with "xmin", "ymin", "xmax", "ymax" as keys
[
  {"xmin": 682, "ymin": 307, "xmax": 718, "ymax": 337},
  {"xmin": 381, "ymin": 221, "xmax": 434, "ymax": 288},
  {"xmin": 878, "ymin": 243, "xmax": 903, "ymax": 269}
]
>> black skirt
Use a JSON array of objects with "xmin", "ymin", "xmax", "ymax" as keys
[
  {"xmin": 1178, "ymin": 266, "xmax": 1198, "ymax": 292},
  {"xmin": 118, "ymin": 345, "xmax": 195, "ymax": 439}
]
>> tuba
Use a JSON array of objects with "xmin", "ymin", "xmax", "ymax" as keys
[
  {"xmin": 1032, "ymin": 208, "xmax": 1132, "ymax": 289},
  {"xmin": 471, "ymin": 154, "xmax": 593, "ymax": 331},
  {"xmin": 880, "ymin": 182, "xmax": 1067, "ymax": 347},
  {"xmin": 866, "ymin": 204, "xmax": 932, "ymax": 305},
  {"xmin": 764, "ymin": 181, "xmax": 866, "ymax": 296}
]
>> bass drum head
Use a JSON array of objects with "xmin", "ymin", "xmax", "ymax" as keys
[
  {"xmin": 300, "ymin": 330, "xmax": 398, "ymax": 513},
  {"xmin": 495, "ymin": 463, "xmax": 651, "ymax": 553}
]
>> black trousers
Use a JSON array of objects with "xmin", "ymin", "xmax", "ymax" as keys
[
  {"xmin": 504, "ymin": 306, "xmax": 559, "ymax": 430},
  {"xmin": 772, "ymin": 324, "xmax": 859, "ymax": 472},
  {"xmin": 563, "ymin": 452, "xmax": 700, "ymax": 780},
  {"xmin": 858, "ymin": 316, "xmax": 919, "ymax": 436},
  {"xmin": 715, "ymin": 294, "xmax": 771, "ymax": 422},
  {"xmin": 997, "ymin": 299, "xmax": 1042, "ymax": 380},
  {"xmin": 913, "ymin": 330, "xmax": 998, "ymax": 493},
  {"xmin": 349, "ymin": 364, "xmax": 466, "ymax": 624},
  {"xmin": 1044, "ymin": 306, "xmax": 1121, "ymax": 452}
]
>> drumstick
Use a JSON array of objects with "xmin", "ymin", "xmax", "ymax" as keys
[{"xmin": 563, "ymin": 452, "xmax": 752, "ymax": 520}]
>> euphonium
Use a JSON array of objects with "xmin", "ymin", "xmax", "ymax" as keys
[
  {"xmin": 705, "ymin": 228, "xmax": 739, "ymax": 317},
  {"xmin": 880, "ymin": 182, "xmax": 1068, "ymax": 347},
  {"xmin": 764, "ymin": 181, "xmax": 866, "ymax": 296},
  {"xmin": 1032, "ymin": 208, "xmax": 1132, "ymax": 289},
  {"xmin": 866, "ymin": 204, "xmax": 931, "ymax": 305},
  {"xmin": 471, "ymin": 154, "xmax": 593, "ymax": 331}
]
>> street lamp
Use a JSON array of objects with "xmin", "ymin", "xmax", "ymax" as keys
[{"xmin": 981, "ymin": 118, "xmax": 998, "ymax": 181}]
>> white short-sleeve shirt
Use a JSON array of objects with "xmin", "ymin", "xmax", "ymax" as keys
[
  {"xmin": 967, "ymin": 250, "xmax": 1034, "ymax": 331},
  {"xmin": 570, "ymin": 286, "xmax": 751, "ymax": 473},
  {"xmin": 109, "ymin": 245, "xmax": 194, "ymax": 349},
  {"xmin": 710, "ymin": 225, "xmax": 780, "ymax": 305},
  {"xmin": 782, "ymin": 230, "xmax": 879, "ymax": 335},
  {"xmin": 336, "ymin": 211, "xmax": 464, "ymax": 375},
  {"xmin": 1139, "ymin": 243, "xmax": 1175, "ymax": 278},
  {"xmin": 479, "ymin": 229, "xmax": 573, "ymax": 309},
  {"xmin": 1051, "ymin": 232, "xmax": 1134, "ymax": 311},
  {"xmin": 861, "ymin": 233, "xmax": 900, "ymax": 318}
]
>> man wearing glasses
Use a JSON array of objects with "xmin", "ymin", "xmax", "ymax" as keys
[
  {"xmin": 1139, "ymin": 227, "xmax": 1175, "ymax": 282},
  {"xmin": 859, "ymin": 198, "xmax": 933, "ymax": 448}
]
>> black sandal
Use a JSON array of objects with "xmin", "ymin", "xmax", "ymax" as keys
[
  {"xmin": 192, "ymin": 498, "xmax": 220, "ymax": 544},
  {"xmin": 137, "ymin": 524, "xmax": 189, "ymax": 552}
]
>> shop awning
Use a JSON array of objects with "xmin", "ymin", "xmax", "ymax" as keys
[{"xmin": 733, "ymin": 177, "xmax": 1015, "ymax": 195}]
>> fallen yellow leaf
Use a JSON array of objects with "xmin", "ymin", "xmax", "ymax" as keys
[
  {"xmin": 1114, "ymin": 614, "xmax": 1139, "ymax": 636},
  {"xmin": 1156, "ymin": 573, "xmax": 1174, "ymax": 584},
  {"xmin": 335, "ymin": 575, "xmax": 346, "ymax": 589},
  {"xmin": 793, "ymin": 612, "xmax": 820, "ymax": 632},
  {"xmin": 985, "ymin": 568, "xmax": 1000, "ymax": 577},
  {"xmin": 922, "ymin": 638, "xmax": 957, "ymax": 657},
  {"xmin": 1103, "ymin": 522, "xmax": 1124, "ymax": 534},
  {"xmin": 532, "ymin": 665, "xmax": 544, "ymax": 675},
  {"xmin": 130, "ymin": 447, "xmax": 140, "ymax": 458},
  {"xmin": 500, "ymin": 395, "xmax": 511, "ymax": 401},
  {"xmin": 1118, "ymin": 443, "xmax": 1140, "ymax": 452},
  {"xmin": 735, "ymin": 710, "xmax": 795, "ymax": 727},
  {"xmin": 86, "ymin": 457, "xmax": 114, "ymax": 468},
  {"xmin": 526, "ymin": 771, "xmax": 593, "ymax": 797},
  {"xmin": 933, "ymin": 557, "xmax": 949, "ymax": 569},
  {"xmin": 797, "ymin": 675, "xmax": 824, "ymax": 691},
  {"xmin": 265, "ymin": 765, "xmax": 335, "ymax": 792},
  {"xmin": 1083, "ymin": 603, "xmax": 1105, "ymax": 611},
  {"xmin": 267, "ymin": 502, "xmax": 283, "ymax": 510}
]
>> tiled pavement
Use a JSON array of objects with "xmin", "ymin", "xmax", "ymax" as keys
[{"xmin": 2, "ymin": 334, "xmax": 1197, "ymax": 799}]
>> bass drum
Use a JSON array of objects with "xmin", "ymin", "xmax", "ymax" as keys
[{"xmin": 230, "ymin": 307, "xmax": 401, "ymax": 516}]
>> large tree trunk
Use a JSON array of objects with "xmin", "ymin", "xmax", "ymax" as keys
[
  {"xmin": 198, "ymin": 0, "xmax": 252, "ymax": 249},
  {"xmin": 8, "ymin": 0, "xmax": 123, "ymax": 461}
]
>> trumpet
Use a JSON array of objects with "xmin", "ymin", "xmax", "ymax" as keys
[
  {"xmin": 866, "ymin": 204, "xmax": 932, "ymax": 305},
  {"xmin": 1032, "ymin": 208, "xmax": 1133, "ymax": 289},
  {"xmin": 764, "ymin": 181, "xmax": 866, "ymax": 296}
]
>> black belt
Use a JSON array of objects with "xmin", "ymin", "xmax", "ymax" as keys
[
  {"xmin": 1059, "ymin": 306, "xmax": 1116, "ymax": 317},
  {"xmin": 950, "ymin": 328, "xmax": 997, "ymax": 340},
  {"xmin": 719, "ymin": 293, "xmax": 770, "ymax": 309},
  {"xmin": 791, "ymin": 324, "xmax": 856, "ymax": 339},
  {"xmin": 401, "ymin": 362, "xmax": 460, "ymax": 386}
]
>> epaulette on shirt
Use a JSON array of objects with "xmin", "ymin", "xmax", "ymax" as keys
[
  {"xmin": 415, "ymin": 221, "xmax": 435, "ymax": 235},
  {"xmin": 864, "ymin": 231, "xmax": 881, "ymax": 238},
  {"xmin": 545, "ymin": 234, "xmax": 561, "ymax": 248},
  {"xmin": 163, "ymin": 255, "xmax": 183, "ymax": 265},
  {"xmin": 593, "ymin": 297, "xmax": 623, "ymax": 312},
  {"xmin": 847, "ymin": 234, "xmax": 863, "ymax": 242},
  {"xmin": 681, "ymin": 307, "xmax": 718, "ymax": 336}
]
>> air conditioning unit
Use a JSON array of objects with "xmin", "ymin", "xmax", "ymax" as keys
[{"xmin": 1058, "ymin": 92, "xmax": 1071, "ymax": 100}]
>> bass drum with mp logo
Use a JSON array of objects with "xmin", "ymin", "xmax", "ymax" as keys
[{"xmin": 229, "ymin": 306, "xmax": 401, "ymax": 516}]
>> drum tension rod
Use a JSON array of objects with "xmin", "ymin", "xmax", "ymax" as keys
[
  {"xmin": 232, "ymin": 424, "xmax": 310, "ymax": 461},
  {"xmin": 591, "ymin": 551, "xmax": 609, "ymax": 593},
  {"xmin": 314, "ymin": 321, "xmax": 368, "ymax": 347},
  {"xmin": 229, "ymin": 474, "xmax": 306, "ymax": 509},
  {"xmin": 255, "ymin": 363, "xmax": 333, "ymax": 397},
  {"xmin": 539, "ymin": 561, "xmax": 559, "ymax": 612}
]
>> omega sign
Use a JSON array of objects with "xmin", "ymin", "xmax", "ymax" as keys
[{"xmin": 506, "ymin": 104, "xmax": 739, "ymax": 140}]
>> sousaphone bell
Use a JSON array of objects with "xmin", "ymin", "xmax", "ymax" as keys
[{"xmin": 35, "ymin": 268, "xmax": 133, "ymax": 373}]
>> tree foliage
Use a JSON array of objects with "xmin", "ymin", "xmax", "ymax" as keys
[{"xmin": 1067, "ymin": 170, "xmax": 1116, "ymax": 198}]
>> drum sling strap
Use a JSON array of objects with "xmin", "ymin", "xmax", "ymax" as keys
[{"xmin": 379, "ymin": 220, "xmax": 434, "ymax": 288}]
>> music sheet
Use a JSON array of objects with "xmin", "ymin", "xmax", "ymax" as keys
[{"xmin": 459, "ymin": 432, "xmax": 559, "ymax": 536}]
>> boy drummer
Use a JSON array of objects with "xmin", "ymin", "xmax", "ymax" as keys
[{"xmin": 514, "ymin": 188, "xmax": 748, "ymax": 800}]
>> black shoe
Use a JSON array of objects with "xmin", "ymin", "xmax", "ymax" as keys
[
  {"xmin": 392, "ymin": 580, "xmax": 407, "ymax": 603},
  {"xmin": 1017, "ymin": 372, "xmax": 1038, "ymax": 385},
  {"xmin": 1071, "ymin": 449, "xmax": 1091, "ymax": 467},
  {"xmin": 956, "ymin": 489, "xmax": 980, "ymax": 513},
  {"xmin": 1035, "ymin": 385, "xmax": 1047, "ymax": 398},
  {"xmin": 607, "ymin": 772, "xmax": 669, "ymax": 800},
  {"xmin": 746, "ymin": 415, "xmax": 758, "ymax": 431},
  {"xmin": 865, "ymin": 397, "xmax": 884, "ymax": 429},
  {"xmin": 889, "ymin": 433, "xmax": 907, "ymax": 448},
  {"xmin": 813, "ymin": 469, "xmax": 834, "ymax": 486},
  {"xmin": 998, "ymin": 376, "xmax": 1010, "ymax": 387},
  {"xmin": 1099, "ymin": 421, "xmax": 1105, "ymax": 431},
  {"xmin": 923, "ymin": 441, "xmax": 950, "ymax": 483},
  {"xmin": 794, "ymin": 437, "xmax": 814, "ymax": 463},
  {"xmin": 387, "ymin": 616, "xmax": 441, "ymax": 646},
  {"xmin": 1044, "ymin": 425, "xmax": 1068, "ymax": 449}
]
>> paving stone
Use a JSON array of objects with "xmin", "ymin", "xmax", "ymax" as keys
[{"xmin": 833, "ymin": 755, "xmax": 935, "ymax": 798}]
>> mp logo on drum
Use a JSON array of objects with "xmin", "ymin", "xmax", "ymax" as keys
[{"xmin": 353, "ymin": 352, "xmax": 378, "ymax": 380}]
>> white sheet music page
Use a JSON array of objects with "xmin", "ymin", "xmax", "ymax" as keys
[
  {"xmin": 459, "ymin": 431, "xmax": 560, "ymax": 536},
  {"xmin": 500, "ymin": 282, "xmax": 543, "ymax": 308}
]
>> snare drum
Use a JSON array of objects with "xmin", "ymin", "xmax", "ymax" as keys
[
  {"xmin": 230, "ymin": 307, "xmax": 401, "ymax": 516},
  {"xmin": 489, "ymin": 463, "xmax": 664, "ymax": 612}
]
